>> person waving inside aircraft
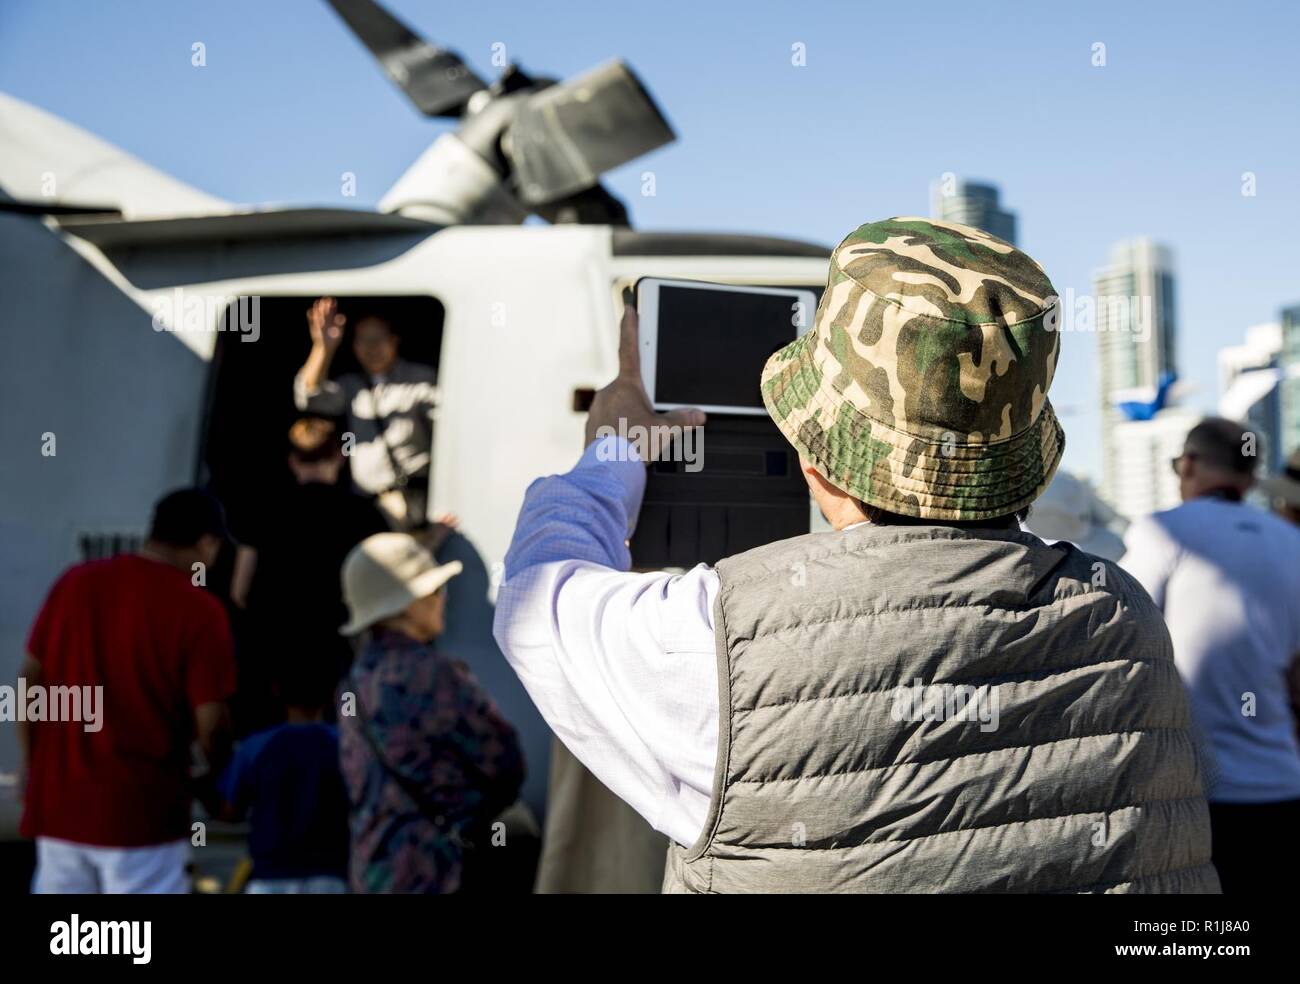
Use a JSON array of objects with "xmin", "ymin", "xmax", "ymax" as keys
[{"xmin": 294, "ymin": 296, "xmax": 439, "ymax": 532}]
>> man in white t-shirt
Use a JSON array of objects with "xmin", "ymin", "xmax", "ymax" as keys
[{"xmin": 1122, "ymin": 417, "xmax": 1300, "ymax": 894}]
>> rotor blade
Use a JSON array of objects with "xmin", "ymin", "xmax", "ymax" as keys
[
  {"xmin": 325, "ymin": 0, "xmax": 487, "ymax": 117},
  {"xmin": 0, "ymin": 198, "xmax": 120, "ymax": 217},
  {"xmin": 505, "ymin": 60, "xmax": 675, "ymax": 205}
]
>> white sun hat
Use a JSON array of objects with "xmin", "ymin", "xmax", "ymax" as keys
[
  {"xmin": 1022, "ymin": 471, "xmax": 1126, "ymax": 562},
  {"xmin": 339, "ymin": 532, "xmax": 462, "ymax": 636}
]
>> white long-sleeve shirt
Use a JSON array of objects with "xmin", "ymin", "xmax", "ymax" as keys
[{"xmin": 492, "ymin": 436, "xmax": 720, "ymax": 847}]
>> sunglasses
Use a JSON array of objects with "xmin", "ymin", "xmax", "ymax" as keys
[{"xmin": 1170, "ymin": 451, "xmax": 1198, "ymax": 475}]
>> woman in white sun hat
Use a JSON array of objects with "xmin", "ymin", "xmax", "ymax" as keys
[{"xmin": 337, "ymin": 533, "xmax": 524, "ymax": 893}]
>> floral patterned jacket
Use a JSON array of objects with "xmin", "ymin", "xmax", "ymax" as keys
[{"xmin": 339, "ymin": 629, "xmax": 524, "ymax": 893}]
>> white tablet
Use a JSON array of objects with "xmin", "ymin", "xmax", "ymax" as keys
[{"xmin": 636, "ymin": 278, "xmax": 818, "ymax": 416}]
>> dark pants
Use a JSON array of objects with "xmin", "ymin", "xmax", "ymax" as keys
[{"xmin": 1208, "ymin": 798, "xmax": 1300, "ymax": 895}]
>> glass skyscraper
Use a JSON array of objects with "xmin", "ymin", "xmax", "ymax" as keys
[{"xmin": 930, "ymin": 180, "xmax": 1017, "ymax": 245}]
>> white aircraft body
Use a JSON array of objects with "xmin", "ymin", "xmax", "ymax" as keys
[{"xmin": 0, "ymin": 1, "xmax": 829, "ymax": 829}]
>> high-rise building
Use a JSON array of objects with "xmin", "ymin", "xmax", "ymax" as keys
[
  {"xmin": 929, "ymin": 179, "xmax": 1017, "ymax": 244},
  {"xmin": 1094, "ymin": 239, "xmax": 1178, "ymax": 510},
  {"xmin": 1278, "ymin": 303, "xmax": 1300, "ymax": 457},
  {"xmin": 1218, "ymin": 321, "xmax": 1283, "ymax": 474}
]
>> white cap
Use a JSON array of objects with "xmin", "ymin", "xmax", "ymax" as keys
[{"xmin": 339, "ymin": 533, "xmax": 462, "ymax": 636}]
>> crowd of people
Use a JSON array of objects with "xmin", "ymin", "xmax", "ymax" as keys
[
  {"xmin": 16, "ymin": 302, "xmax": 529, "ymax": 894},
  {"xmin": 13, "ymin": 217, "xmax": 1300, "ymax": 893}
]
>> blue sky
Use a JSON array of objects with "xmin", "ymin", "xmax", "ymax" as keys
[{"xmin": 3, "ymin": 0, "xmax": 1298, "ymax": 477}]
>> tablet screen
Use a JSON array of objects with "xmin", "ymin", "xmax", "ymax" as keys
[{"xmin": 654, "ymin": 286, "xmax": 807, "ymax": 409}]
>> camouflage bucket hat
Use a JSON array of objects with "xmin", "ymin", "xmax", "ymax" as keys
[{"xmin": 761, "ymin": 217, "xmax": 1064, "ymax": 520}]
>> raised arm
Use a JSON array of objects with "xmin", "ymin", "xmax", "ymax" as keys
[
  {"xmin": 492, "ymin": 298, "xmax": 719, "ymax": 847},
  {"xmin": 294, "ymin": 296, "xmax": 348, "ymax": 414}
]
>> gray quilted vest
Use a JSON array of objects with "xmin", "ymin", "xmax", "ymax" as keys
[{"xmin": 662, "ymin": 524, "xmax": 1219, "ymax": 894}]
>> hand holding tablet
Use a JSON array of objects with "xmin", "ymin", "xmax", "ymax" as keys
[
  {"xmin": 583, "ymin": 290, "xmax": 706, "ymax": 457},
  {"xmin": 610, "ymin": 280, "xmax": 820, "ymax": 567}
]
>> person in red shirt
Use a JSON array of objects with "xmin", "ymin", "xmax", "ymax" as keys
[{"xmin": 17, "ymin": 488, "xmax": 238, "ymax": 893}]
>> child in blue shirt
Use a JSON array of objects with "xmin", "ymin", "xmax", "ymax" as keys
[{"xmin": 219, "ymin": 654, "xmax": 350, "ymax": 892}]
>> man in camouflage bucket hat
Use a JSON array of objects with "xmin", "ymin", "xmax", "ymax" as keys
[
  {"xmin": 762, "ymin": 217, "xmax": 1063, "ymax": 520},
  {"xmin": 494, "ymin": 218, "xmax": 1219, "ymax": 893}
]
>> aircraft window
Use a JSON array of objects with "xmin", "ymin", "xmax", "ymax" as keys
[{"xmin": 200, "ymin": 294, "xmax": 445, "ymax": 545}]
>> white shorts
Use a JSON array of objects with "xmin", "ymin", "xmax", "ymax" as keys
[{"xmin": 32, "ymin": 836, "xmax": 190, "ymax": 894}]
